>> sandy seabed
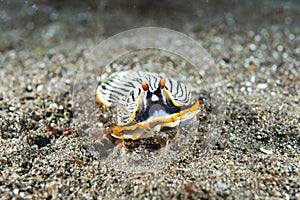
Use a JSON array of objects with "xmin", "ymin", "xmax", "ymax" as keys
[{"xmin": 0, "ymin": 1, "xmax": 299, "ymax": 199}]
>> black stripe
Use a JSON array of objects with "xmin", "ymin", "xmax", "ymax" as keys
[
  {"xmin": 176, "ymin": 83, "xmax": 184, "ymax": 99},
  {"xmin": 132, "ymin": 78, "xmax": 143, "ymax": 84},
  {"xmin": 169, "ymin": 79, "xmax": 173, "ymax": 93},
  {"xmin": 111, "ymin": 87, "xmax": 130, "ymax": 94},
  {"xmin": 174, "ymin": 80, "xmax": 180, "ymax": 97},
  {"xmin": 109, "ymin": 90, "xmax": 126, "ymax": 101},
  {"xmin": 123, "ymin": 81, "xmax": 135, "ymax": 89},
  {"xmin": 183, "ymin": 84, "xmax": 188, "ymax": 98},
  {"xmin": 130, "ymin": 91, "xmax": 135, "ymax": 102}
]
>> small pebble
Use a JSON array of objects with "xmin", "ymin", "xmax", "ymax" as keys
[
  {"xmin": 49, "ymin": 103, "xmax": 58, "ymax": 109},
  {"xmin": 26, "ymin": 85, "xmax": 33, "ymax": 92},
  {"xmin": 8, "ymin": 106, "xmax": 15, "ymax": 112},
  {"xmin": 216, "ymin": 182, "xmax": 227, "ymax": 190},
  {"xmin": 36, "ymin": 84, "xmax": 44, "ymax": 92},
  {"xmin": 184, "ymin": 182, "xmax": 196, "ymax": 194},
  {"xmin": 257, "ymin": 135, "xmax": 262, "ymax": 140},
  {"xmin": 249, "ymin": 44, "xmax": 257, "ymax": 51},
  {"xmin": 257, "ymin": 83, "xmax": 268, "ymax": 89},
  {"xmin": 260, "ymin": 148, "xmax": 273, "ymax": 154}
]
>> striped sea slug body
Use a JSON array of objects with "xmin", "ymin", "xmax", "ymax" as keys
[{"xmin": 96, "ymin": 70, "xmax": 200, "ymax": 140}]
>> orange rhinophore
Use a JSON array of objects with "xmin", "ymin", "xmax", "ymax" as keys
[{"xmin": 141, "ymin": 82, "xmax": 149, "ymax": 91}]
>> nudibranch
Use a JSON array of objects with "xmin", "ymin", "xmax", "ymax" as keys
[{"xmin": 96, "ymin": 71, "xmax": 200, "ymax": 140}]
